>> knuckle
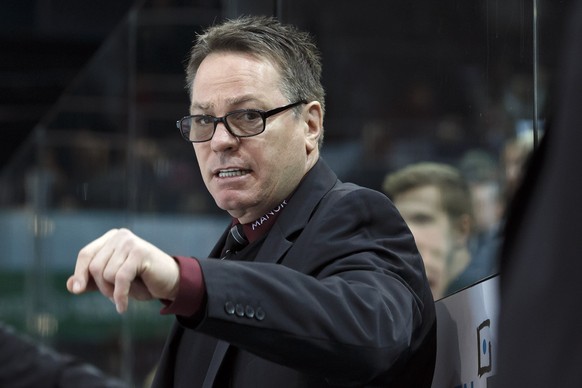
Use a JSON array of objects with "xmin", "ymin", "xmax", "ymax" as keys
[
  {"xmin": 115, "ymin": 270, "xmax": 130, "ymax": 285},
  {"xmin": 117, "ymin": 230, "xmax": 141, "ymax": 252},
  {"xmin": 77, "ymin": 247, "xmax": 92, "ymax": 261},
  {"xmin": 116, "ymin": 228, "xmax": 133, "ymax": 239},
  {"xmin": 88, "ymin": 260, "xmax": 102, "ymax": 276},
  {"xmin": 102, "ymin": 267, "xmax": 115, "ymax": 283}
]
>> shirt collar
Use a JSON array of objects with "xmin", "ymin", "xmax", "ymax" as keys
[{"xmin": 235, "ymin": 199, "xmax": 289, "ymax": 243}]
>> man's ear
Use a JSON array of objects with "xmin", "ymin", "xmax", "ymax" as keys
[
  {"xmin": 304, "ymin": 101, "xmax": 323, "ymax": 153},
  {"xmin": 453, "ymin": 213, "xmax": 472, "ymax": 246}
]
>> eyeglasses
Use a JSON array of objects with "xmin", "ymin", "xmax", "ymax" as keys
[{"xmin": 176, "ymin": 100, "xmax": 307, "ymax": 143}]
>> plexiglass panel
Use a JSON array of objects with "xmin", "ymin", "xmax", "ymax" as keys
[{"xmin": 0, "ymin": 0, "xmax": 571, "ymax": 385}]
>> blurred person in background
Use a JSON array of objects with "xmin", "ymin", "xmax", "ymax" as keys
[
  {"xmin": 458, "ymin": 149, "xmax": 504, "ymax": 284},
  {"xmin": 383, "ymin": 162, "xmax": 473, "ymax": 299}
]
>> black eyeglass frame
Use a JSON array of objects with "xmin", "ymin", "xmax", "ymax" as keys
[{"xmin": 176, "ymin": 100, "xmax": 308, "ymax": 143}]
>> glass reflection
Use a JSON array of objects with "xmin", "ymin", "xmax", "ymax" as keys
[{"xmin": 0, "ymin": 0, "xmax": 570, "ymax": 384}]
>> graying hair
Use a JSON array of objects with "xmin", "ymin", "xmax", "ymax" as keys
[{"xmin": 185, "ymin": 15, "xmax": 326, "ymax": 146}]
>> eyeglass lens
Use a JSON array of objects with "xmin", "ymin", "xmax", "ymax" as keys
[
  {"xmin": 178, "ymin": 101, "xmax": 306, "ymax": 143},
  {"xmin": 181, "ymin": 110, "xmax": 264, "ymax": 142}
]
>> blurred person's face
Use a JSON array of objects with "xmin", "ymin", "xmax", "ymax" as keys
[
  {"xmin": 470, "ymin": 182, "xmax": 501, "ymax": 233},
  {"xmin": 190, "ymin": 52, "xmax": 322, "ymax": 223},
  {"xmin": 393, "ymin": 185, "xmax": 454, "ymax": 300}
]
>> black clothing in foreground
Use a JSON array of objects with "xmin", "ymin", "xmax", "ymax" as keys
[
  {"xmin": 497, "ymin": 1, "xmax": 582, "ymax": 387},
  {"xmin": 0, "ymin": 322, "xmax": 126, "ymax": 388}
]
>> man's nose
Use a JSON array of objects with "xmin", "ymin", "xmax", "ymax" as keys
[{"xmin": 210, "ymin": 122, "xmax": 238, "ymax": 150}]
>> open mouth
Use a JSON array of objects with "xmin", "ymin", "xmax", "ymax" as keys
[{"xmin": 217, "ymin": 168, "xmax": 251, "ymax": 178}]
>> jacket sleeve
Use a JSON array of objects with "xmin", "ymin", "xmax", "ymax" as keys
[
  {"xmin": 188, "ymin": 186, "xmax": 435, "ymax": 385},
  {"xmin": 0, "ymin": 322, "xmax": 127, "ymax": 388}
]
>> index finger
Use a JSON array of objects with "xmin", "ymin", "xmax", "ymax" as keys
[{"xmin": 67, "ymin": 229, "xmax": 119, "ymax": 294}]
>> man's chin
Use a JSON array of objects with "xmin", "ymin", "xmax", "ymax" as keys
[{"xmin": 214, "ymin": 196, "xmax": 246, "ymax": 215}]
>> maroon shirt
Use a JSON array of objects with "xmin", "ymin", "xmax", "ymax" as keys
[{"xmin": 160, "ymin": 200, "xmax": 288, "ymax": 317}]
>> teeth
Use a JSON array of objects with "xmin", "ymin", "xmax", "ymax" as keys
[{"xmin": 218, "ymin": 169, "xmax": 248, "ymax": 178}]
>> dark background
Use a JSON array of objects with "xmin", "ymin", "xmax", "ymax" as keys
[
  {"xmin": 0, "ymin": 0, "xmax": 136, "ymax": 167},
  {"xmin": 0, "ymin": 0, "xmax": 570, "ymax": 172}
]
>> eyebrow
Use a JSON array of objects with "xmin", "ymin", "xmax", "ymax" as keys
[{"xmin": 191, "ymin": 95, "xmax": 261, "ymax": 113}]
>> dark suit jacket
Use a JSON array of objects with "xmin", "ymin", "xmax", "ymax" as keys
[{"xmin": 152, "ymin": 159, "xmax": 436, "ymax": 387}]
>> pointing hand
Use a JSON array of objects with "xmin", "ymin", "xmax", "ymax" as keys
[{"xmin": 66, "ymin": 228, "xmax": 180, "ymax": 313}]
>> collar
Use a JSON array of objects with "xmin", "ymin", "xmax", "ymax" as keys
[{"xmin": 235, "ymin": 199, "xmax": 289, "ymax": 243}]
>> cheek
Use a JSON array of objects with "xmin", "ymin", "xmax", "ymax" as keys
[
  {"xmin": 192, "ymin": 147, "xmax": 207, "ymax": 172},
  {"xmin": 419, "ymin": 247, "xmax": 445, "ymax": 271},
  {"xmin": 409, "ymin": 224, "xmax": 444, "ymax": 244},
  {"xmin": 192, "ymin": 146, "xmax": 214, "ymax": 188},
  {"xmin": 263, "ymin": 132, "xmax": 306, "ymax": 171},
  {"xmin": 412, "ymin": 231, "xmax": 448, "ymax": 266},
  {"xmin": 193, "ymin": 144, "xmax": 205, "ymax": 163}
]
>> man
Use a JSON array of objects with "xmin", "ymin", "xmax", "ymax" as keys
[
  {"xmin": 67, "ymin": 16, "xmax": 435, "ymax": 387},
  {"xmin": 383, "ymin": 162, "xmax": 473, "ymax": 299}
]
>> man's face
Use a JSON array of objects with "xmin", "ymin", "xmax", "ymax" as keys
[
  {"xmin": 393, "ymin": 185, "xmax": 453, "ymax": 300},
  {"xmin": 190, "ymin": 52, "xmax": 321, "ymax": 223}
]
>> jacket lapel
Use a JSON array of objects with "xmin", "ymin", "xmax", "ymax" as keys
[
  {"xmin": 202, "ymin": 159, "xmax": 338, "ymax": 387},
  {"xmin": 202, "ymin": 340, "xmax": 230, "ymax": 388},
  {"xmin": 199, "ymin": 226, "xmax": 234, "ymax": 386},
  {"xmin": 254, "ymin": 158, "xmax": 337, "ymax": 264}
]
